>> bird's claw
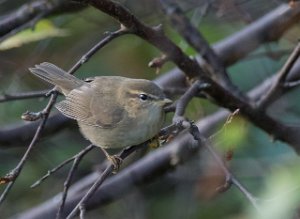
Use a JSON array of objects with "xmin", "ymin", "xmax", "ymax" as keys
[{"xmin": 108, "ymin": 155, "xmax": 123, "ymax": 173}]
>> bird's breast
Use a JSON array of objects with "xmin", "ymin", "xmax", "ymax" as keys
[{"xmin": 78, "ymin": 106, "xmax": 164, "ymax": 149}]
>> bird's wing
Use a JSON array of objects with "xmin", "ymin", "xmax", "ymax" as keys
[{"xmin": 56, "ymin": 85, "xmax": 124, "ymax": 129}]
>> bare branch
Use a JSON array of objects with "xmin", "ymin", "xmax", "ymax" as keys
[
  {"xmin": 66, "ymin": 163, "xmax": 114, "ymax": 219},
  {"xmin": 0, "ymin": 92, "xmax": 58, "ymax": 205},
  {"xmin": 0, "ymin": 90, "xmax": 49, "ymax": 103},
  {"xmin": 56, "ymin": 144, "xmax": 95, "ymax": 219},
  {"xmin": 173, "ymin": 80, "xmax": 209, "ymax": 125},
  {"xmin": 148, "ymin": 54, "xmax": 169, "ymax": 74},
  {"xmin": 67, "ymin": 27, "xmax": 131, "ymax": 74},
  {"xmin": 257, "ymin": 41, "xmax": 300, "ymax": 109},
  {"xmin": 285, "ymin": 80, "xmax": 300, "ymax": 88},
  {"xmin": 0, "ymin": 0, "xmax": 86, "ymax": 42},
  {"xmin": 160, "ymin": 0, "xmax": 230, "ymax": 85},
  {"xmin": 31, "ymin": 145, "xmax": 95, "ymax": 189},
  {"xmin": 156, "ymin": 3, "xmax": 300, "ymax": 87},
  {"xmin": 189, "ymin": 123, "xmax": 261, "ymax": 212},
  {"xmin": 213, "ymin": 4, "xmax": 300, "ymax": 66},
  {"xmin": 0, "ymin": 113, "xmax": 71, "ymax": 148},
  {"xmin": 66, "ymin": 144, "xmax": 146, "ymax": 218},
  {"xmin": 160, "ymin": 0, "xmax": 250, "ymax": 104}
]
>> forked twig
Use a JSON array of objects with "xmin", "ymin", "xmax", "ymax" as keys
[
  {"xmin": 66, "ymin": 144, "xmax": 145, "ymax": 218},
  {"xmin": 0, "ymin": 92, "xmax": 58, "ymax": 205},
  {"xmin": 189, "ymin": 123, "xmax": 261, "ymax": 212},
  {"xmin": 31, "ymin": 145, "xmax": 95, "ymax": 188},
  {"xmin": 257, "ymin": 41, "xmax": 300, "ymax": 109},
  {"xmin": 173, "ymin": 80, "xmax": 209, "ymax": 124},
  {"xmin": 56, "ymin": 144, "xmax": 95, "ymax": 219}
]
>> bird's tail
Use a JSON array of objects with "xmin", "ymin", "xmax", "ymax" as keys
[{"xmin": 29, "ymin": 62, "xmax": 84, "ymax": 95}]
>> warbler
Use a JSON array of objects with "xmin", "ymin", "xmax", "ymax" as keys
[{"xmin": 29, "ymin": 62, "xmax": 171, "ymax": 169}]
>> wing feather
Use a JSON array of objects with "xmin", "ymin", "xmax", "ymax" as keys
[{"xmin": 56, "ymin": 82, "xmax": 124, "ymax": 128}]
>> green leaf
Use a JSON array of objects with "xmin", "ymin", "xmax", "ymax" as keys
[{"xmin": 0, "ymin": 19, "xmax": 69, "ymax": 50}]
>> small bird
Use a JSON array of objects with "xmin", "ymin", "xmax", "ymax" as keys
[{"xmin": 29, "ymin": 62, "xmax": 171, "ymax": 169}]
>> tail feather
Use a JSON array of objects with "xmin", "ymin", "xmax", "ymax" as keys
[{"xmin": 29, "ymin": 62, "xmax": 84, "ymax": 95}]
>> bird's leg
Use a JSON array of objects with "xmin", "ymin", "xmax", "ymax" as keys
[{"xmin": 100, "ymin": 147, "xmax": 122, "ymax": 173}]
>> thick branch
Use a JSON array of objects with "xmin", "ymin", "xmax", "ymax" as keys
[
  {"xmin": 0, "ymin": 113, "xmax": 72, "ymax": 147},
  {"xmin": 160, "ymin": 0, "xmax": 231, "ymax": 85},
  {"xmin": 87, "ymin": 0, "xmax": 205, "ymax": 79},
  {"xmin": 213, "ymin": 3, "xmax": 300, "ymax": 66},
  {"xmin": 157, "ymin": 3, "xmax": 300, "ymax": 88}
]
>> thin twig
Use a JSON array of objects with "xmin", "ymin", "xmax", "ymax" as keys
[
  {"xmin": 31, "ymin": 145, "xmax": 95, "ymax": 188},
  {"xmin": 173, "ymin": 80, "xmax": 209, "ymax": 124},
  {"xmin": 161, "ymin": 80, "xmax": 209, "ymax": 142},
  {"xmin": 189, "ymin": 123, "xmax": 261, "ymax": 212},
  {"xmin": 231, "ymin": 176, "xmax": 260, "ymax": 212},
  {"xmin": 66, "ymin": 144, "xmax": 144, "ymax": 218},
  {"xmin": 0, "ymin": 90, "xmax": 49, "ymax": 103},
  {"xmin": 173, "ymin": 81, "xmax": 199, "ymax": 119},
  {"xmin": 67, "ymin": 27, "xmax": 131, "ymax": 74},
  {"xmin": 56, "ymin": 144, "xmax": 95, "ymax": 219},
  {"xmin": 67, "ymin": 165, "xmax": 113, "ymax": 219},
  {"xmin": 285, "ymin": 80, "xmax": 300, "ymax": 88},
  {"xmin": 148, "ymin": 54, "xmax": 169, "ymax": 74},
  {"xmin": 0, "ymin": 92, "xmax": 58, "ymax": 205},
  {"xmin": 164, "ymin": 75, "xmax": 259, "ymax": 211},
  {"xmin": 208, "ymin": 109, "xmax": 240, "ymax": 140},
  {"xmin": 257, "ymin": 41, "xmax": 300, "ymax": 109}
]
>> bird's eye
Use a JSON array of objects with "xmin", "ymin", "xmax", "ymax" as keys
[{"xmin": 139, "ymin": 93, "xmax": 149, "ymax": 101}]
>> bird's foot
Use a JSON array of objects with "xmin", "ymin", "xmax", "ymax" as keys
[{"xmin": 107, "ymin": 155, "xmax": 123, "ymax": 173}]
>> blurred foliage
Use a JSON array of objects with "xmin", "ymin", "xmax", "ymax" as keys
[
  {"xmin": 213, "ymin": 115, "xmax": 249, "ymax": 153},
  {"xmin": 0, "ymin": 20, "xmax": 68, "ymax": 51},
  {"xmin": 1, "ymin": 0, "xmax": 300, "ymax": 218}
]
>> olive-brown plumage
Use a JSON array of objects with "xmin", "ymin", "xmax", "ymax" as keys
[{"xmin": 29, "ymin": 62, "xmax": 171, "ymax": 168}]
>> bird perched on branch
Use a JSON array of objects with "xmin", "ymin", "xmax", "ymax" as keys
[{"xmin": 29, "ymin": 62, "xmax": 171, "ymax": 170}]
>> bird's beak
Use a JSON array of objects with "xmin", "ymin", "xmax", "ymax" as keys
[{"xmin": 159, "ymin": 98, "xmax": 172, "ymax": 106}]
